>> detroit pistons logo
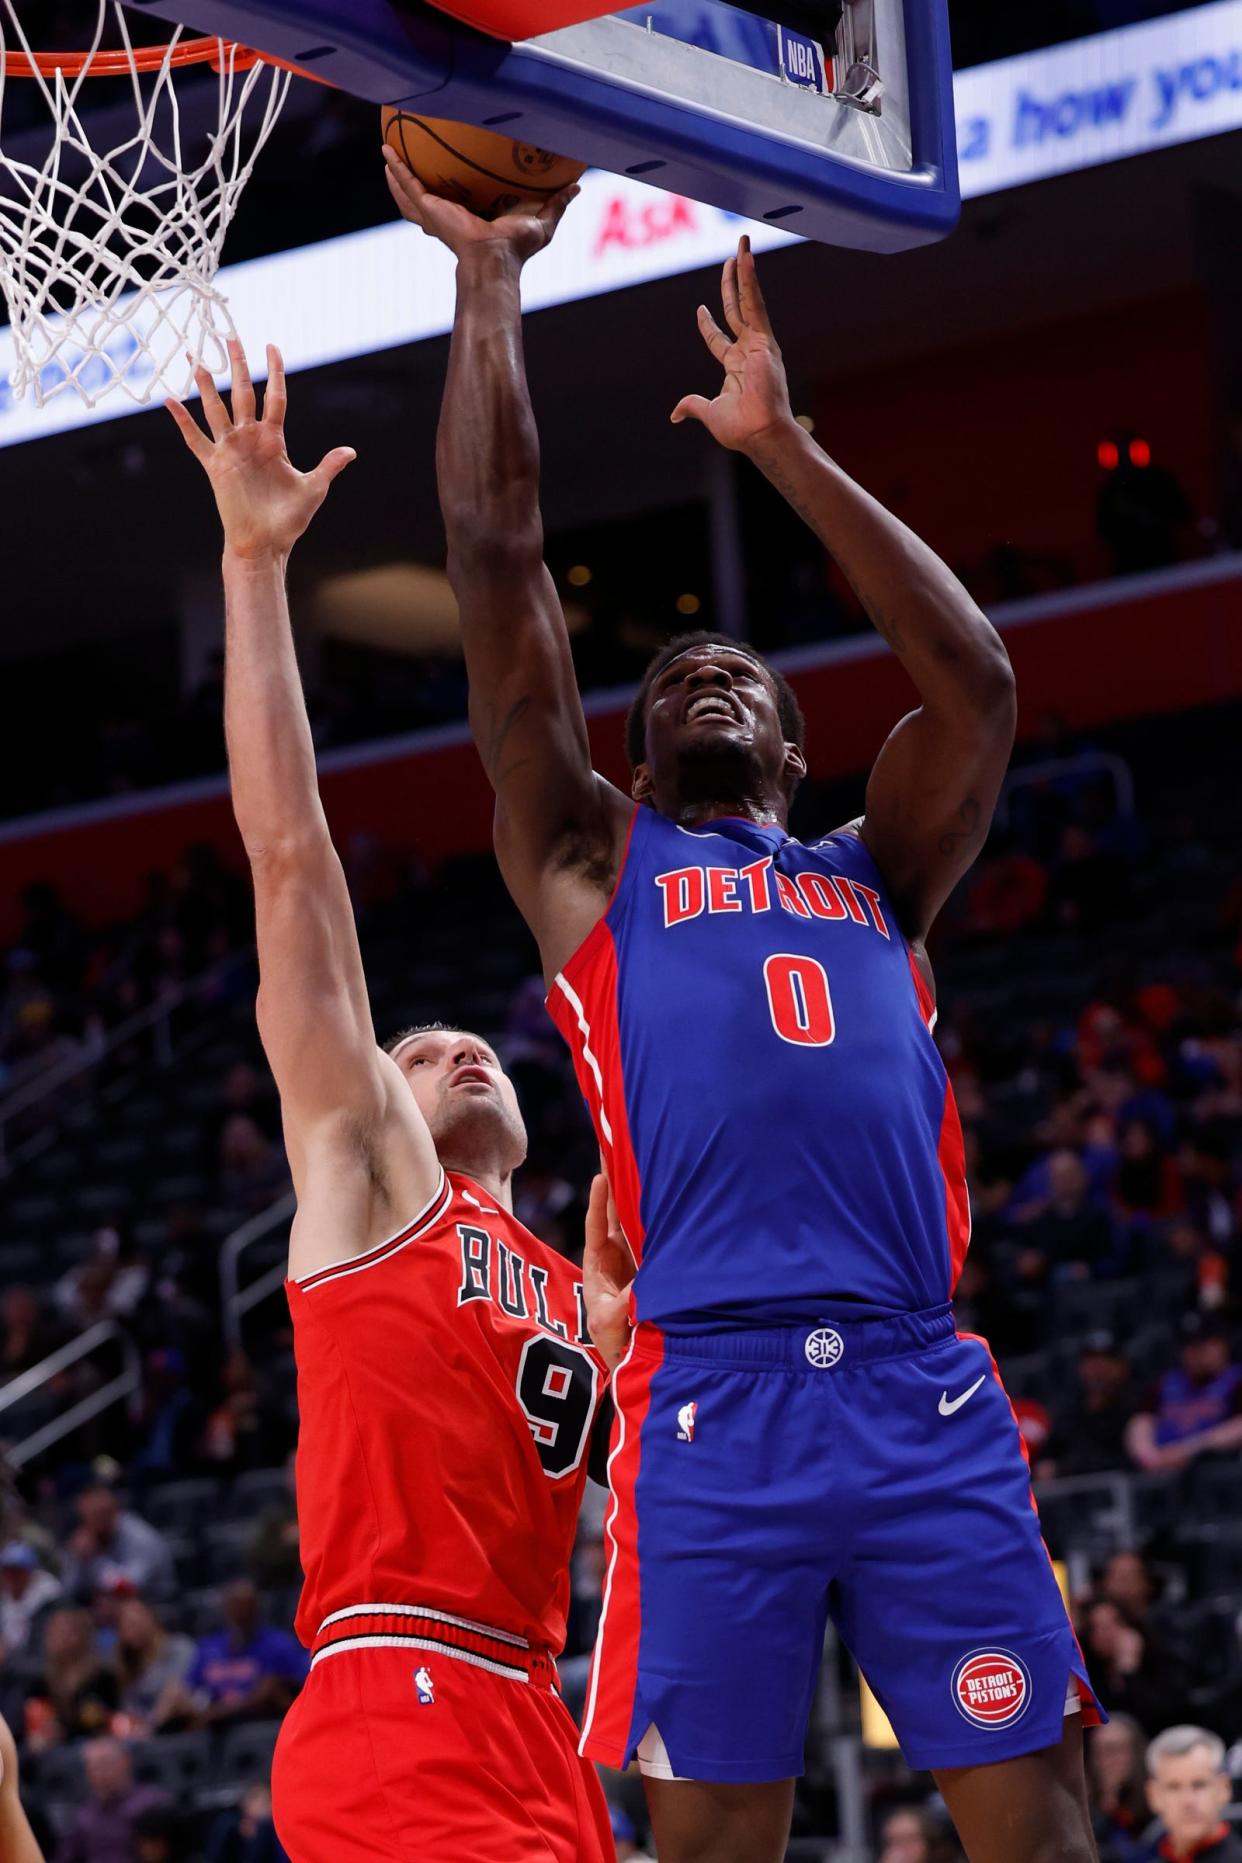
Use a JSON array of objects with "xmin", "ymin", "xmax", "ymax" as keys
[{"xmin": 951, "ymin": 1650, "xmax": 1031, "ymax": 1729}]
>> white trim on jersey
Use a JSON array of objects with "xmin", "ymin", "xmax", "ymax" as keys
[
  {"xmin": 292, "ymin": 1170, "xmax": 452, "ymax": 1290},
  {"xmin": 578, "ymin": 1328, "xmax": 639, "ymax": 1754},
  {"xmin": 317, "ymin": 1602, "xmax": 528, "ymax": 1648},
  {"xmin": 310, "ymin": 1632, "xmax": 529, "ymax": 1684},
  {"xmin": 551, "ymin": 974, "xmax": 614, "ymax": 1145}
]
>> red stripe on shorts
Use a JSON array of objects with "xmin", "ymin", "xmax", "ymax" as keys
[
  {"xmin": 959, "ymin": 1330, "xmax": 1102, "ymax": 1727},
  {"xmin": 579, "ymin": 1325, "xmax": 663, "ymax": 1766}
]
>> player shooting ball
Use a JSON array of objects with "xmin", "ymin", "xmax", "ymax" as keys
[{"xmin": 387, "ymin": 142, "xmax": 1106, "ymax": 1863}]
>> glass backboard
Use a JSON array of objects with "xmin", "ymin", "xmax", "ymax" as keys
[{"xmin": 131, "ymin": 0, "xmax": 958, "ymax": 250}]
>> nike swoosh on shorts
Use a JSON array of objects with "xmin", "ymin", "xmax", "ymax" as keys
[{"xmin": 938, "ymin": 1375, "xmax": 987, "ymax": 1417}]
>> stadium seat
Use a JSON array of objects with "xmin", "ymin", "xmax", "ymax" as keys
[
  {"xmin": 1190, "ymin": 1457, "xmax": 1242, "ymax": 1524},
  {"xmin": 29, "ymin": 1743, "xmax": 86, "ymax": 1807},
  {"xmin": 127, "ymin": 1731, "xmax": 213, "ymax": 1800},
  {"xmin": 215, "ymin": 1718, "xmax": 283, "ymax": 1790},
  {"xmin": 145, "ymin": 1477, "xmax": 221, "ymax": 1535}
]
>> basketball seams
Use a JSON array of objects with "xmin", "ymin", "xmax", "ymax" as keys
[{"xmin": 386, "ymin": 111, "xmax": 570, "ymax": 197}]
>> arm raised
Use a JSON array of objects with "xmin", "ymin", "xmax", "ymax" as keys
[
  {"xmin": 168, "ymin": 344, "xmax": 439, "ymax": 1263},
  {"xmin": 385, "ymin": 155, "xmax": 631, "ymax": 977},
  {"xmin": 673, "ymin": 238, "xmax": 1016, "ymax": 944}
]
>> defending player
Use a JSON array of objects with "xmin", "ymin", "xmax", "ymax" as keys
[
  {"xmin": 387, "ymin": 149, "xmax": 1104, "ymax": 1863},
  {"xmin": 167, "ymin": 343, "xmax": 614, "ymax": 1863}
]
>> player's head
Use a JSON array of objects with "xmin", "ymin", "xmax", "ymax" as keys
[
  {"xmin": 1145, "ymin": 1726, "xmax": 1230, "ymax": 1850},
  {"xmin": 384, "ymin": 1023, "xmax": 527, "ymax": 1180},
  {"xmin": 626, "ymin": 632, "xmax": 806, "ymax": 823}
]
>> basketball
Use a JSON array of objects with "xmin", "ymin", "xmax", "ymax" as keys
[{"xmin": 380, "ymin": 110, "xmax": 585, "ymax": 221}]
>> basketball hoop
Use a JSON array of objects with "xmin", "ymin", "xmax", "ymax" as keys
[{"xmin": 0, "ymin": 3, "xmax": 300, "ymax": 408}]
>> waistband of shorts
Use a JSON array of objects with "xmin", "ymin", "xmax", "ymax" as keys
[
  {"xmin": 634, "ymin": 1303, "xmax": 956, "ymax": 1369},
  {"xmin": 310, "ymin": 1603, "xmax": 558, "ymax": 1689}
]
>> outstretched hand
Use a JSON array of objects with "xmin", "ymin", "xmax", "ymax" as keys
[
  {"xmin": 383, "ymin": 145, "xmax": 578, "ymax": 266},
  {"xmin": 167, "ymin": 339, "xmax": 356, "ymax": 561},
  {"xmin": 671, "ymin": 235, "xmax": 795, "ymax": 454},
  {"xmin": 583, "ymin": 1172, "xmax": 636, "ymax": 1374}
]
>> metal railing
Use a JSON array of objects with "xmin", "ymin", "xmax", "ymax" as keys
[
  {"xmin": 0, "ymin": 1320, "xmax": 141, "ymax": 1470},
  {"xmin": 996, "ymin": 750, "xmax": 1135, "ymax": 827},
  {"xmin": 220, "ymin": 1190, "xmax": 296, "ymax": 1353},
  {"xmin": 0, "ymin": 946, "xmax": 254, "ymax": 1176}
]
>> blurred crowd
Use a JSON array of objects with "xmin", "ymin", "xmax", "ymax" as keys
[{"xmin": 0, "ymin": 695, "xmax": 1239, "ymax": 1853}]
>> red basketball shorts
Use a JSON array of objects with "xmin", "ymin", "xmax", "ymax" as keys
[{"xmin": 272, "ymin": 1609, "xmax": 614, "ymax": 1862}]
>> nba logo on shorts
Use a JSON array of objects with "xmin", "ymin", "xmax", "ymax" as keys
[
  {"xmin": 414, "ymin": 1665, "xmax": 435, "ymax": 1705},
  {"xmin": 951, "ymin": 1650, "xmax": 1031, "ymax": 1729},
  {"xmin": 677, "ymin": 1401, "xmax": 698, "ymax": 1442}
]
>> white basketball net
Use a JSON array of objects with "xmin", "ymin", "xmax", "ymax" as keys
[{"xmin": 0, "ymin": 2, "xmax": 292, "ymax": 407}]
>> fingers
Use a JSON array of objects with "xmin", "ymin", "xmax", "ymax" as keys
[
  {"xmin": 164, "ymin": 397, "xmax": 212, "ymax": 464},
  {"xmin": 736, "ymin": 233, "xmax": 774, "ymax": 336},
  {"xmin": 191, "ymin": 356, "xmax": 231, "ymax": 441},
  {"xmin": 670, "ymin": 393, "xmax": 710, "ymax": 427},
  {"xmin": 262, "ymin": 344, "xmax": 287, "ymax": 428},
  {"xmin": 585, "ymin": 1172, "xmax": 609, "ymax": 1239},
  {"xmin": 536, "ymin": 180, "xmax": 580, "ymax": 241},
  {"xmin": 695, "ymin": 302, "xmax": 733, "ymax": 364},
  {"xmin": 382, "ymin": 145, "xmax": 432, "ymax": 227},
  {"xmin": 311, "ymin": 446, "xmax": 357, "ymax": 493},
  {"xmin": 227, "ymin": 335, "xmax": 255, "ymax": 424},
  {"xmin": 720, "ymin": 253, "xmax": 744, "ymax": 338}
]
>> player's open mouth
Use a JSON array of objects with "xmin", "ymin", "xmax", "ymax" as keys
[
  {"xmin": 449, "ymin": 1066, "xmax": 492, "ymax": 1089},
  {"xmin": 683, "ymin": 694, "xmax": 739, "ymax": 725}
]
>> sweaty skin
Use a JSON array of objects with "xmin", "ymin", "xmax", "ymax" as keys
[{"xmin": 386, "ymin": 151, "xmax": 1096, "ymax": 1863}]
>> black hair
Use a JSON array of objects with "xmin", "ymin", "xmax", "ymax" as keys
[{"xmin": 624, "ymin": 631, "xmax": 806, "ymax": 772}]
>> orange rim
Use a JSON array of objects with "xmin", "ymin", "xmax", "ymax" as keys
[{"xmin": 0, "ymin": 35, "xmax": 331, "ymax": 83}]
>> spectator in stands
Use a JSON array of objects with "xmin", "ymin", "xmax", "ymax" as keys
[
  {"xmin": 205, "ymin": 1781, "xmax": 292, "ymax": 1862},
  {"xmin": 1098, "ymin": 1552, "xmax": 1160, "ymax": 1632},
  {"xmin": 245, "ymin": 1455, "xmax": 300, "ymax": 1593},
  {"xmin": 1014, "ymin": 1148, "xmax": 1122, "ymax": 1283},
  {"xmin": 1043, "ymin": 1333, "xmax": 1138, "ymax": 1477},
  {"xmin": 129, "ymin": 1349, "xmax": 198, "ymax": 1485},
  {"xmin": 1080, "ymin": 1600, "xmax": 1189, "ymax": 1735},
  {"xmin": 61, "ymin": 1484, "xmax": 174, "ymax": 1603},
  {"xmin": 114, "ymin": 1598, "xmax": 194, "ymax": 1734},
  {"xmin": 0, "ymin": 1544, "xmax": 61, "ymax": 1657},
  {"xmin": 170, "ymin": 1579, "xmax": 307, "ymax": 1727},
  {"xmin": 1113, "ymin": 1119, "xmax": 1184, "ymax": 1223},
  {"xmin": 132, "ymin": 1802, "xmax": 186, "ymax": 1863},
  {"xmin": 1138, "ymin": 1725, "xmax": 1242, "ymax": 1863},
  {"xmin": 877, "ymin": 1803, "xmax": 964, "ymax": 1862},
  {"xmin": 961, "ymin": 832, "xmax": 1049, "ymax": 938},
  {"xmin": 52, "ymin": 1736, "xmax": 168, "ymax": 1863},
  {"xmin": 200, "ymin": 1350, "xmax": 276, "ymax": 1472},
  {"xmin": 24, "ymin": 1606, "xmax": 118, "ymax": 1749},
  {"xmin": 1087, "ymin": 1713, "xmax": 1150, "ymax": 1861},
  {"xmin": 0, "ymin": 1289, "xmax": 60, "ymax": 1378},
  {"xmin": 217, "ymin": 1114, "xmax": 289, "ymax": 1215},
  {"xmin": 1125, "ymin": 1314, "xmax": 1242, "ymax": 1474}
]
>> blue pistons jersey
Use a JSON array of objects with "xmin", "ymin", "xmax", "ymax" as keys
[{"xmin": 547, "ymin": 807, "xmax": 970, "ymax": 1327}]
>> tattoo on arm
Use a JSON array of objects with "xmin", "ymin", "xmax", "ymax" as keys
[
  {"xmin": 938, "ymin": 796, "xmax": 981, "ymax": 857},
  {"xmin": 486, "ymin": 693, "xmax": 532, "ymax": 783}
]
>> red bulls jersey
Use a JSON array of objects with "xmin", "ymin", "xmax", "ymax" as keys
[{"xmin": 286, "ymin": 1170, "xmax": 606, "ymax": 1654}]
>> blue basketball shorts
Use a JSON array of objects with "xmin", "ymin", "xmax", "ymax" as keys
[{"xmin": 579, "ymin": 1306, "xmax": 1103, "ymax": 1781}]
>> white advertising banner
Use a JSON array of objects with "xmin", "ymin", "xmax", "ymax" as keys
[
  {"xmin": 954, "ymin": 0, "xmax": 1242, "ymax": 196},
  {"xmin": 0, "ymin": 0, "xmax": 1238, "ymax": 450}
]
